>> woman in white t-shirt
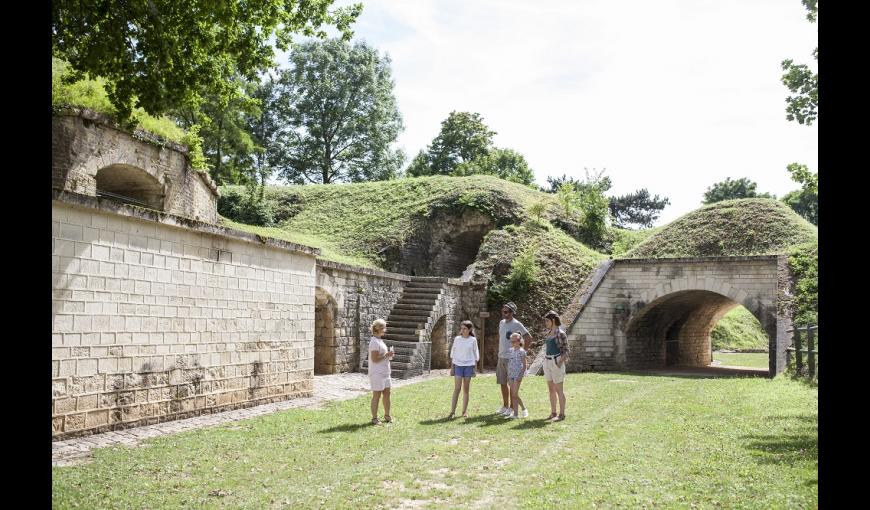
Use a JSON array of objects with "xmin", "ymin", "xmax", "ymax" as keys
[
  {"xmin": 368, "ymin": 318, "xmax": 395, "ymax": 425},
  {"xmin": 447, "ymin": 320, "xmax": 480, "ymax": 419}
]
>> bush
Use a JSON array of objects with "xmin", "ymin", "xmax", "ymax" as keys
[
  {"xmin": 788, "ymin": 242, "xmax": 818, "ymax": 326},
  {"xmin": 217, "ymin": 188, "xmax": 274, "ymax": 227},
  {"xmin": 487, "ymin": 243, "xmax": 539, "ymax": 305}
]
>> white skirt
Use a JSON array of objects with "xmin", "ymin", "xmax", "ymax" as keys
[{"xmin": 369, "ymin": 371, "xmax": 392, "ymax": 391}]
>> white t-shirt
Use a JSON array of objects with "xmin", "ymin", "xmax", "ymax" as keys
[
  {"xmin": 368, "ymin": 336, "xmax": 390, "ymax": 377},
  {"xmin": 450, "ymin": 335, "xmax": 480, "ymax": 367},
  {"xmin": 498, "ymin": 319, "xmax": 529, "ymax": 359}
]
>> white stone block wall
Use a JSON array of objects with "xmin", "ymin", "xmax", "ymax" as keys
[{"xmin": 52, "ymin": 195, "xmax": 318, "ymax": 439}]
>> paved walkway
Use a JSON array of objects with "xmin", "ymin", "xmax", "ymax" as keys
[{"xmin": 52, "ymin": 370, "xmax": 453, "ymax": 466}]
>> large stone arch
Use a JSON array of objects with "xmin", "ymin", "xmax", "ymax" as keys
[
  {"xmin": 566, "ymin": 256, "xmax": 791, "ymax": 375},
  {"xmin": 95, "ymin": 164, "xmax": 166, "ymax": 210},
  {"xmin": 314, "ymin": 287, "xmax": 340, "ymax": 374}
]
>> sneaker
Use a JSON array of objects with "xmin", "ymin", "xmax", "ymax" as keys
[
  {"xmin": 521, "ymin": 409, "xmax": 529, "ymax": 418},
  {"xmin": 510, "ymin": 413, "xmax": 520, "ymax": 419},
  {"xmin": 496, "ymin": 407, "xmax": 511, "ymax": 416}
]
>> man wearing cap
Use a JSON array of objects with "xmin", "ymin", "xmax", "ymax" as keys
[{"xmin": 495, "ymin": 302, "xmax": 532, "ymax": 417}]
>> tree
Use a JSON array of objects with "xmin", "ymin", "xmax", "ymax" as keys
[
  {"xmin": 575, "ymin": 170, "xmax": 612, "ymax": 247},
  {"xmin": 408, "ymin": 111, "xmax": 496, "ymax": 176},
  {"xmin": 175, "ymin": 80, "xmax": 261, "ymax": 185},
  {"xmin": 545, "ymin": 172, "xmax": 669, "ymax": 229},
  {"xmin": 608, "ymin": 189, "xmax": 671, "ymax": 229},
  {"xmin": 781, "ymin": 163, "xmax": 818, "ymax": 225},
  {"xmin": 274, "ymin": 39, "xmax": 405, "ymax": 184},
  {"xmin": 52, "ymin": 0, "xmax": 362, "ymax": 123},
  {"xmin": 702, "ymin": 177, "xmax": 775, "ymax": 204},
  {"xmin": 781, "ymin": 0, "xmax": 818, "ymax": 125},
  {"xmin": 451, "ymin": 148, "xmax": 535, "ymax": 185}
]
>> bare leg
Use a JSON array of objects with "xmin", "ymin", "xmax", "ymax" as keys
[
  {"xmin": 461, "ymin": 377, "xmax": 471, "ymax": 416},
  {"xmin": 500, "ymin": 384, "xmax": 510, "ymax": 408},
  {"xmin": 450, "ymin": 376, "xmax": 462, "ymax": 415},
  {"xmin": 547, "ymin": 380, "xmax": 557, "ymax": 415},
  {"xmin": 371, "ymin": 391, "xmax": 381, "ymax": 420},
  {"xmin": 383, "ymin": 387, "xmax": 391, "ymax": 420},
  {"xmin": 516, "ymin": 378, "xmax": 525, "ymax": 410},
  {"xmin": 510, "ymin": 380, "xmax": 519, "ymax": 416},
  {"xmin": 556, "ymin": 382, "xmax": 566, "ymax": 415}
]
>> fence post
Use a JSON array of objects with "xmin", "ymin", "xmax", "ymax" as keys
[
  {"xmin": 794, "ymin": 326, "xmax": 803, "ymax": 375},
  {"xmin": 807, "ymin": 327, "xmax": 815, "ymax": 378}
]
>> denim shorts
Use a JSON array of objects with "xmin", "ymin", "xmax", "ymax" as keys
[{"xmin": 453, "ymin": 364, "xmax": 475, "ymax": 377}]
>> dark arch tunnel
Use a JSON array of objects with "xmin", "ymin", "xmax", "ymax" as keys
[{"xmin": 625, "ymin": 290, "xmax": 774, "ymax": 371}]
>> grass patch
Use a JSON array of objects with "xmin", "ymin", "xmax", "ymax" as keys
[
  {"xmin": 623, "ymin": 198, "xmax": 818, "ymax": 258},
  {"xmin": 711, "ymin": 307, "xmax": 769, "ymax": 351},
  {"xmin": 52, "ymin": 373, "xmax": 817, "ymax": 509},
  {"xmin": 713, "ymin": 352, "xmax": 771, "ymax": 369},
  {"xmin": 220, "ymin": 175, "xmax": 561, "ymax": 268}
]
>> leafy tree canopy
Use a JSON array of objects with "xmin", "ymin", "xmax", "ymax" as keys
[
  {"xmin": 781, "ymin": 163, "xmax": 818, "ymax": 225},
  {"xmin": 274, "ymin": 39, "xmax": 404, "ymax": 184},
  {"xmin": 407, "ymin": 111, "xmax": 496, "ymax": 176},
  {"xmin": 52, "ymin": 0, "xmax": 362, "ymax": 122},
  {"xmin": 451, "ymin": 148, "xmax": 535, "ymax": 186},
  {"xmin": 702, "ymin": 177, "xmax": 775, "ymax": 205},
  {"xmin": 781, "ymin": 0, "xmax": 818, "ymax": 125}
]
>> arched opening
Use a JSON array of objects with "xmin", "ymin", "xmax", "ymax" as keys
[
  {"xmin": 314, "ymin": 287, "xmax": 339, "ymax": 375},
  {"xmin": 625, "ymin": 290, "xmax": 771, "ymax": 372},
  {"xmin": 95, "ymin": 164, "xmax": 165, "ymax": 211},
  {"xmin": 430, "ymin": 315, "xmax": 450, "ymax": 369},
  {"xmin": 710, "ymin": 305, "xmax": 770, "ymax": 369},
  {"xmin": 389, "ymin": 210, "xmax": 496, "ymax": 277}
]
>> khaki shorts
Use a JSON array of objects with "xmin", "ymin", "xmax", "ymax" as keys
[
  {"xmin": 543, "ymin": 357, "xmax": 567, "ymax": 384},
  {"xmin": 496, "ymin": 357, "xmax": 509, "ymax": 385}
]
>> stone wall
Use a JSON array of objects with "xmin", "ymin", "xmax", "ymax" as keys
[
  {"xmin": 566, "ymin": 256, "xmax": 791, "ymax": 374},
  {"xmin": 52, "ymin": 191, "xmax": 319, "ymax": 439},
  {"xmin": 52, "ymin": 109, "xmax": 219, "ymax": 223},
  {"xmin": 315, "ymin": 261, "xmax": 409, "ymax": 374}
]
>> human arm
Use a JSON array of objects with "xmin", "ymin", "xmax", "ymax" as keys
[
  {"xmin": 556, "ymin": 330, "xmax": 569, "ymax": 367},
  {"xmin": 522, "ymin": 333, "xmax": 532, "ymax": 351}
]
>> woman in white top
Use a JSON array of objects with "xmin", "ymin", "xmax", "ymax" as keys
[
  {"xmin": 447, "ymin": 320, "xmax": 480, "ymax": 419},
  {"xmin": 369, "ymin": 319, "xmax": 395, "ymax": 425}
]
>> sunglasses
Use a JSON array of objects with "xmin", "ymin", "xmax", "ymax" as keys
[{"xmin": 502, "ymin": 310, "xmax": 513, "ymax": 314}]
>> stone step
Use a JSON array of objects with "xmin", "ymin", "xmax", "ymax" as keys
[
  {"xmin": 385, "ymin": 320, "xmax": 424, "ymax": 329},
  {"xmin": 383, "ymin": 333, "xmax": 420, "ymax": 342},
  {"xmin": 391, "ymin": 303, "xmax": 434, "ymax": 312},
  {"xmin": 393, "ymin": 368, "xmax": 424, "ymax": 379},
  {"xmin": 383, "ymin": 339, "xmax": 426, "ymax": 349},
  {"xmin": 385, "ymin": 326, "xmax": 419, "ymax": 336},
  {"xmin": 410, "ymin": 276, "xmax": 449, "ymax": 283},
  {"xmin": 394, "ymin": 298, "xmax": 438, "ymax": 306},
  {"xmin": 386, "ymin": 313, "xmax": 430, "ymax": 322},
  {"xmin": 404, "ymin": 282, "xmax": 445, "ymax": 289},
  {"xmin": 399, "ymin": 290, "xmax": 442, "ymax": 298}
]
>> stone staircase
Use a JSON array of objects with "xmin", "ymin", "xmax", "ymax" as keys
[{"xmin": 360, "ymin": 278, "xmax": 445, "ymax": 379}]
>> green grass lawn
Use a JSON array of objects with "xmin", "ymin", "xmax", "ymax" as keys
[
  {"xmin": 714, "ymin": 352, "xmax": 771, "ymax": 369},
  {"xmin": 52, "ymin": 373, "xmax": 817, "ymax": 509}
]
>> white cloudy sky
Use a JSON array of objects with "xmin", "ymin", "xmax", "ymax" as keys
[{"xmin": 279, "ymin": 0, "xmax": 818, "ymax": 226}]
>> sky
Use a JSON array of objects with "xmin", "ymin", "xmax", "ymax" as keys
[{"xmin": 277, "ymin": 0, "xmax": 818, "ymax": 226}]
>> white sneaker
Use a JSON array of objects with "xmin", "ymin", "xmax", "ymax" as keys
[
  {"xmin": 496, "ymin": 406, "xmax": 511, "ymax": 416},
  {"xmin": 521, "ymin": 409, "xmax": 528, "ymax": 418},
  {"xmin": 510, "ymin": 413, "xmax": 519, "ymax": 419}
]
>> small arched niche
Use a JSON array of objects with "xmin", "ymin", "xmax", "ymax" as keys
[{"xmin": 95, "ymin": 164, "xmax": 165, "ymax": 211}]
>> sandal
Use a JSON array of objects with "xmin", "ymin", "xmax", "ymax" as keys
[
  {"xmin": 383, "ymin": 416, "xmax": 393, "ymax": 423},
  {"xmin": 371, "ymin": 417, "xmax": 380, "ymax": 425},
  {"xmin": 556, "ymin": 414, "xmax": 566, "ymax": 421},
  {"xmin": 447, "ymin": 412, "xmax": 455, "ymax": 420},
  {"xmin": 460, "ymin": 413, "xmax": 468, "ymax": 418},
  {"xmin": 547, "ymin": 412, "xmax": 558, "ymax": 421}
]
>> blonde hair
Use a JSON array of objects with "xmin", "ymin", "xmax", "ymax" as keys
[
  {"xmin": 510, "ymin": 332, "xmax": 522, "ymax": 342},
  {"xmin": 371, "ymin": 319, "xmax": 387, "ymax": 335}
]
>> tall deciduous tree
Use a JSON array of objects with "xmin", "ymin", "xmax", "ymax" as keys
[
  {"xmin": 781, "ymin": 163, "xmax": 818, "ymax": 225},
  {"xmin": 451, "ymin": 148, "xmax": 536, "ymax": 185},
  {"xmin": 545, "ymin": 173, "xmax": 669, "ymax": 229},
  {"xmin": 408, "ymin": 111, "xmax": 496, "ymax": 176},
  {"xmin": 781, "ymin": 0, "xmax": 818, "ymax": 125},
  {"xmin": 702, "ymin": 178, "xmax": 775, "ymax": 204},
  {"xmin": 275, "ymin": 39, "xmax": 405, "ymax": 184},
  {"xmin": 51, "ymin": 0, "xmax": 362, "ymax": 122}
]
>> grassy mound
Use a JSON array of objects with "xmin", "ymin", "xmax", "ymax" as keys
[
  {"xmin": 220, "ymin": 175, "xmax": 561, "ymax": 268},
  {"xmin": 472, "ymin": 221, "xmax": 605, "ymax": 344},
  {"xmin": 711, "ymin": 306, "xmax": 769, "ymax": 351},
  {"xmin": 622, "ymin": 198, "xmax": 817, "ymax": 258}
]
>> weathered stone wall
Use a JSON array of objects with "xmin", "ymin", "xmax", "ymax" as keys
[
  {"xmin": 52, "ymin": 191, "xmax": 318, "ymax": 439},
  {"xmin": 52, "ymin": 109, "xmax": 219, "ymax": 223},
  {"xmin": 316, "ymin": 261, "xmax": 409, "ymax": 374},
  {"xmin": 385, "ymin": 210, "xmax": 496, "ymax": 277},
  {"xmin": 566, "ymin": 256, "xmax": 791, "ymax": 374}
]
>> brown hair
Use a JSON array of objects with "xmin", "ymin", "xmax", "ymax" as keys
[
  {"xmin": 543, "ymin": 310, "xmax": 561, "ymax": 326},
  {"xmin": 459, "ymin": 320, "xmax": 475, "ymax": 337}
]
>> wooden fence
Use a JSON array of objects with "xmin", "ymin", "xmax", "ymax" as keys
[{"xmin": 786, "ymin": 325, "xmax": 818, "ymax": 378}]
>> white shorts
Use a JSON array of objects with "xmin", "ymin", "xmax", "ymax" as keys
[
  {"xmin": 370, "ymin": 372, "xmax": 392, "ymax": 392},
  {"xmin": 543, "ymin": 357, "xmax": 566, "ymax": 384}
]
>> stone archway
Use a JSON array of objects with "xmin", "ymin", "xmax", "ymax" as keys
[
  {"xmin": 314, "ymin": 287, "xmax": 339, "ymax": 374},
  {"xmin": 430, "ymin": 315, "xmax": 450, "ymax": 369},
  {"xmin": 95, "ymin": 164, "xmax": 166, "ymax": 210},
  {"xmin": 624, "ymin": 289, "xmax": 772, "ymax": 371}
]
